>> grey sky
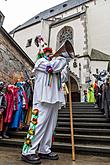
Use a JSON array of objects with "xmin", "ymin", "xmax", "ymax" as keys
[{"xmin": 0, "ymin": 0, "xmax": 66, "ymax": 32}]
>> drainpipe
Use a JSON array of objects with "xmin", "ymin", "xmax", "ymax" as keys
[{"xmin": 48, "ymin": 25, "xmax": 51, "ymax": 47}]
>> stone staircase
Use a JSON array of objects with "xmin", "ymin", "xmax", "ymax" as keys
[{"xmin": 0, "ymin": 102, "xmax": 110, "ymax": 155}]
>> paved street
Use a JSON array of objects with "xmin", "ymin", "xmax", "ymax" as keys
[{"xmin": 0, "ymin": 147, "xmax": 110, "ymax": 165}]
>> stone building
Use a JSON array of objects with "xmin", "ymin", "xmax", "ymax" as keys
[
  {"xmin": 0, "ymin": 25, "xmax": 34, "ymax": 82},
  {"xmin": 10, "ymin": 0, "xmax": 110, "ymax": 101}
]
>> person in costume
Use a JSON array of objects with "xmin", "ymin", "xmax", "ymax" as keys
[
  {"xmin": 94, "ymin": 80, "xmax": 100, "ymax": 107},
  {"xmin": 87, "ymin": 84, "xmax": 95, "ymax": 103},
  {"xmin": 21, "ymin": 47, "xmax": 67, "ymax": 164},
  {"xmin": 62, "ymin": 82, "xmax": 69, "ymax": 107},
  {"xmin": 83, "ymin": 89, "xmax": 87, "ymax": 102},
  {"xmin": 0, "ymin": 81, "xmax": 7, "ymax": 138},
  {"xmin": 103, "ymin": 76, "xmax": 110, "ymax": 119}
]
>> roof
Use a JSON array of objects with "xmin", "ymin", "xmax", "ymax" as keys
[
  {"xmin": 1, "ymin": 26, "xmax": 34, "ymax": 67},
  {"xmin": 10, "ymin": 0, "xmax": 92, "ymax": 33},
  {"xmin": 90, "ymin": 49, "xmax": 110, "ymax": 61}
]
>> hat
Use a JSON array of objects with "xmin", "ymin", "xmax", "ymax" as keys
[{"xmin": 43, "ymin": 47, "xmax": 52, "ymax": 53}]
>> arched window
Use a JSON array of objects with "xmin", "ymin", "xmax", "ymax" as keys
[{"xmin": 56, "ymin": 26, "xmax": 73, "ymax": 50}]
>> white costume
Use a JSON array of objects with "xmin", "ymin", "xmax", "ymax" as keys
[{"xmin": 22, "ymin": 56, "xmax": 67, "ymax": 155}]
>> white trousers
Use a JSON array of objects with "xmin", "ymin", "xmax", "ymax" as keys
[{"xmin": 22, "ymin": 102, "xmax": 58, "ymax": 155}]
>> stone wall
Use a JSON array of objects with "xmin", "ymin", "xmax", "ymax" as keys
[{"xmin": 0, "ymin": 28, "xmax": 34, "ymax": 82}]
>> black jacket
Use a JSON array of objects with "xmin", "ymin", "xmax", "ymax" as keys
[{"xmin": 0, "ymin": 92, "xmax": 6, "ymax": 110}]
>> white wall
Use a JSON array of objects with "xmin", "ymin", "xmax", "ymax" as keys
[
  {"xmin": 14, "ymin": 23, "xmax": 42, "ymax": 62},
  {"xmin": 87, "ymin": 0, "xmax": 110, "ymax": 55},
  {"xmin": 13, "ymin": 21, "xmax": 51, "ymax": 62},
  {"xmin": 12, "ymin": 4, "xmax": 85, "ymax": 62}
]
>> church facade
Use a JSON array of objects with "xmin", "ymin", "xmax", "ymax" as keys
[{"xmin": 10, "ymin": 0, "xmax": 110, "ymax": 101}]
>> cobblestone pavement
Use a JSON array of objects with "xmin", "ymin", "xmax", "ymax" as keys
[{"xmin": 0, "ymin": 147, "xmax": 110, "ymax": 165}]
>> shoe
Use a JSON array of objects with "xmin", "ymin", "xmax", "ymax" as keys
[
  {"xmin": 2, "ymin": 134, "xmax": 10, "ymax": 139},
  {"xmin": 21, "ymin": 154, "xmax": 41, "ymax": 164},
  {"xmin": 38, "ymin": 152, "xmax": 59, "ymax": 160},
  {"xmin": 94, "ymin": 104, "xmax": 98, "ymax": 108}
]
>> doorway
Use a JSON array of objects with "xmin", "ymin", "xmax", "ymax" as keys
[{"xmin": 67, "ymin": 75, "xmax": 80, "ymax": 102}]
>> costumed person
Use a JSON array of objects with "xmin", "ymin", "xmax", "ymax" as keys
[
  {"xmin": 99, "ymin": 82, "xmax": 105, "ymax": 113},
  {"xmin": 83, "ymin": 89, "xmax": 87, "ymax": 102},
  {"xmin": 103, "ymin": 76, "xmax": 110, "ymax": 119},
  {"xmin": 24, "ymin": 80, "xmax": 33, "ymax": 130},
  {"xmin": 11, "ymin": 81, "xmax": 26, "ymax": 129},
  {"xmin": 0, "ymin": 81, "xmax": 6, "ymax": 138},
  {"xmin": 21, "ymin": 46, "xmax": 67, "ymax": 164},
  {"xmin": 94, "ymin": 80, "xmax": 100, "ymax": 107},
  {"xmin": 87, "ymin": 84, "xmax": 95, "ymax": 103},
  {"xmin": 62, "ymin": 82, "xmax": 69, "ymax": 107}
]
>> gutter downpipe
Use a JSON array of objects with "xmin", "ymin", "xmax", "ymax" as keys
[{"xmin": 48, "ymin": 24, "xmax": 51, "ymax": 47}]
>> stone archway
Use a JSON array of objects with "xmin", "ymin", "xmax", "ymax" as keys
[{"xmin": 67, "ymin": 72, "xmax": 80, "ymax": 102}]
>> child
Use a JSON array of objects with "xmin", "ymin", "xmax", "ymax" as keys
[{"xmin": 84, "ymin": 89, "xmax": 87, "ymax": 102}]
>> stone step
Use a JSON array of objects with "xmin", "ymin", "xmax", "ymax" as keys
[
  {"xmin": 54, "ymin": 134, "xmax": 110, "ymax": 145},
  {"xmin": 55, "ymin": 127, "xmax": 110, "ymax": 136},
  {"xmin": 74, "ymin": 128, "xmax": 110, "ymax": 136},
  {"xmin": 67, "ymin": 102, "xmax": 94, "ymax": 104},
  {"xmin": 8, "ymin": 126, "xmax": 110, "ymax": 139},
  {"xmin": 53, "ymin": 142, "xmax": 110, "ymax": 155},
  {"xmin": 0, "ymin": 138, "xmax": 23, "ymax": 147},
  {"xmin": 66, "ymin": 103, "xmax": 95, "ymax": 107},
  {"xmin": 57, "ymin": 122, "xmax": 110, "ymax": 128},
  {"xmin": 58, "ymin": 114, "xmax": 105, "ymax": 118},
  {"xmin": 58, "ymin": 111, "xmax": 102, "ymax": 115},
  {"xmin": 58, "ymin": 117, "xmax": 108, "ymax": 122},
  {"xmin": 1, "ymin": 138, "xmax": 110, "ymax": 155},
  {"xmin": 61, "ymin": 107, "xmax": 99, "ymax": 111},
  {"xmin": 8, "ymin": 133, "xmax": 110, "ymax": 144}
]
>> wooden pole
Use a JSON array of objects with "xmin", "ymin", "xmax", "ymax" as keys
[{"xmin": 68, "ymin": 74, "xmax": 75, "ymax": 161}]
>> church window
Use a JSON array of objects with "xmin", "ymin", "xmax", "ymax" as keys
[
  {"xmin": 56, "ymin": 26, "xmax": 73, "ymax": 50},
  {"xmin": 26, "ymin": 39, "xmax": 32, "ymax": 47}
]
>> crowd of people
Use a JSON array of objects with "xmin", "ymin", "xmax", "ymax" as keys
[{"xmin": 84, "ymin": 71, "xmax": 110, "ymax": 119}]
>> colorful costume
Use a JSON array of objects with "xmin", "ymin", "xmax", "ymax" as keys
[
  {"xmin": 4, "ymin": 85, "xmax": 15, "ymax": 124},
  {"xmin": 87, "ymin": 84, "xmax": 95, "ymax": 103},
  {"xmin": 11, "ymin": 83, "xmax": 27, "ymax": 129},
  {"xmin": 22, "ymin": 56, "xmax": 66, "ymax": 155}
]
